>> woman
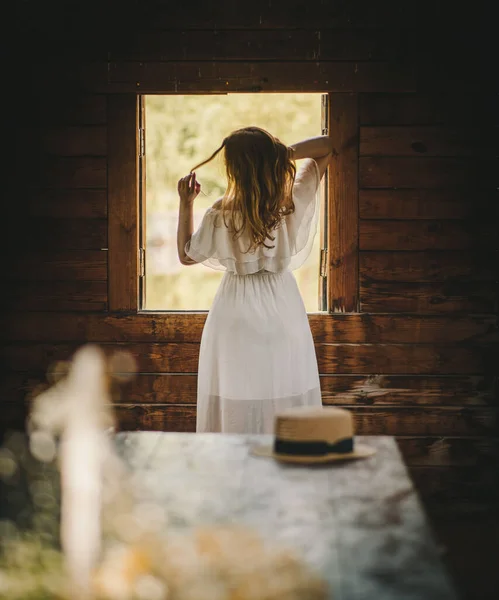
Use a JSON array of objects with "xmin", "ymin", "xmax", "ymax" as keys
[{"xmin": 177, "ymin": 127, "xmax": 333, "ymax": 433}]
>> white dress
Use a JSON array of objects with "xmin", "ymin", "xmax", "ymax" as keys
[{"xmin": 185, "ymin": 158, "xmax": 323, "ymax": 433}]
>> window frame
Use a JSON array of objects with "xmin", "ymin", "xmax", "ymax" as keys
[{"xmin": 107, "ymin": 91, "xmax": 359, "ymax": 314}]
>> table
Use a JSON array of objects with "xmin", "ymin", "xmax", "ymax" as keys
[{"xmin": 114, "ymin": 432, "xmax": 458, "ymax": 600}]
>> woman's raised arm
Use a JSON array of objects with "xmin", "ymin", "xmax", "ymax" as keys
[{"xmin": 288, "ymin": 135, "xmax": 334, "ymax": 161}]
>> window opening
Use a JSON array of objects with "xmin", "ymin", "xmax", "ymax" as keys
[{"xmin": 140, "ymin": 93, "xmax": 327, "ymax": 312}]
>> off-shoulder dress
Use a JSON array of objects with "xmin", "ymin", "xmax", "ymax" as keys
[{"xmin": 185, "ymin": 158, "xmax": 323, "ymax": 433}]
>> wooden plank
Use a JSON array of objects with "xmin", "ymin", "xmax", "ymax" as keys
[
  {"xmin": 409, "ymin": 466, "xmax": 499, "ymax": 518},
  {"xmin": 2, "ymin": 313, "xmax": 497, "ymax": 344},
  {"xmin": 397, "ymin": 437, "xmax": 499, "ymax": 467},
  {"xmin": 107, "ymin": 95, "xmax": 139, "ymax": 311},
  {"xmin": 23, "ymin": 189, "xmax": 107, "ymax": 219},
  {"xmin": 3, "ymin": 281, "xmax": 107, "ymax": 312},
  {"xmin": 31, "ymin": 156, "xmax": 107, "ymax": 188},
  {"xmin": 111, "ymin": 404, "xmax": 498, "ymax": 437},
  {"xmin": 359, "ymin": 189, "xmax": 498, "ymax": 220},
  {"xmin": 360, "ymin": 157, "xmax": 498, "ymax": 188},
  {"xmin": 40, "ymin": 125, "xmax": 107, "ymax": 156},
  {"xmin": 320, "ymin": 375, "xmax": 498, "ymax": 407},
  {"xmin": 3, "ymin": 373, "xmax": 497, "ymax": 409},
  {"xmin": 359, "ymin": 93, "xmax": 497, "ymax": 126},
  {"xmin": 106, "ymin": 61, "xmax": 416, "ymax": 94},
  {"xmin": 6, "ymin": 251, "xmax": 107, "ymax": 281},
  {"xmin": 350, "ymin": 407, "xmax": 499, "ymax": 437},
  {"xmin": 134, "ymin": 1, "xmax": 451, "ymax": 29},
  {"xmin": 316, "ymin": 344, "xmax": 488, "ymax": 375},
  {"xmin": 360, "ymin": 127, "xmax": 496, "ymax": 157},
  {"xmin": 115, "ymin": 405, "xmax": 196, "ymax": 432},
  {"xmin": 328, "ymin": 93, "xmax": 359, "ymax": 312},
  {"xmin": 360, "ymin": 252, "xmax": 497, "ymax": 282},
  {"xmin": 31, "ymin": 60, "xmax": 417, "ymax": 94},
  {"xmin": 110, "ymin": 29, "xmax": 397, "ymax": 61},
  {"xmin": 22, "ymin": 218, "xmax": 107, "ymax": 250},
  {"xmin": 360, "ymin": 220, "xmax": 497, "ymax": 251},
  {"xmin": 25, "ymin": 94, "xmax": 107, "ymax": 125},
  {"xmin": 0, "ymin": 343, "xmax": 491, "ymax": 375},
  {"xmin": 360, "ymin": 280, "xmax": 498, "ymax": 314}
]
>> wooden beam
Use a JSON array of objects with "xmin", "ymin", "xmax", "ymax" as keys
[
  {"xmin": 3, "ymin": 373, "xmax": 497, "ymax": 409},
  {"xmin": 360, "ymin": 281, "xmax": 498, "ymax": 314},
  {"xmin": 359, "ymin": 157, "xmax": 497, "ymax": 188},
  {"xmin": 107, "ymin": 95, "xmax": 139, "ymax": 311},
  {"xmin": 7, "ymin": 251, "xmax": 107, "ymax": 281},
  {"xmin": 359, "ymin": 93, "xmax": 497, "ymax": 126},
  {"xmin": 360, "ymin": 220, "xmax": 497, "ymax": 251},
  {"xmin": 328, "ymin": 93, "xmax": 359, "ymax": 312},
  {"xmin": 109, "ymin": 29, "xmax": 397, "ymax": 62},
  {"xmin": 360, "ymin": 251, "xmax": 497, "ymax": 282},
  {"xmin": 360, "ymin": 126, "xmax": 495, "ymax": 158},
  {"xmin": 112, "ymin": 405, "xmax": 498, "ymax": 437},
  {"xmin": 2, "ymin": 313, "xmax": 497, "ymax": 344},
  {"xmin": 22, "ymin": 218, "xmax": 107, "ymax": 251},
  {"xmin": 359, "ymin": 189, "xmax": 497, "ymax": 220},
  {"xmin": 0, "ymin": 342, "xmax": 492, "ymax": 375},
  {"xmin": 23, "ymin": 189, "xmax": 107, "ymax": 219},
  {"xmin": 3, "ymin": 282, "xmax": 107, "ymax": 312}
]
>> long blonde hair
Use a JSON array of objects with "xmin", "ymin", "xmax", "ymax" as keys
[{"xmin": 191, "ymin": 126, "xmax": 296, "ymax": 251}]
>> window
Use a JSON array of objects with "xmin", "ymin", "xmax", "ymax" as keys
[
  {"xmin": 107, "ymin": 92, "xmax": 359, "ymax": 315},
  {"xmin": 142, "ymin": 93, "xmax": 325, "ymax": 312}
]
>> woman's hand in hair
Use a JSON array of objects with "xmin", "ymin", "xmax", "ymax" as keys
[{"xmin": 178, "ymin": 172, "xmax": 201, "ymax": 205}]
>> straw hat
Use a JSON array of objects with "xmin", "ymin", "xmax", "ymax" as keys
[{"xmin": 251, "ymin": 406, "xmax": 376, "ymax": 464}]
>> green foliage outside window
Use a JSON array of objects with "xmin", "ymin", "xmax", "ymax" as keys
[{"xmin": 145, "ymin": 94, "xmax": 322, "ymax": 311}]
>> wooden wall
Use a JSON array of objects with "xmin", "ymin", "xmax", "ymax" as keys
[{"xmin": 5, "ymin": 1, "xmax": 498, "ymax": 526}]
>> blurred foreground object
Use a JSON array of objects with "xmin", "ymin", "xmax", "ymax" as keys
[
  {"xmin": 1, "ymin": 344, "xmax": 328, "ymax": 600},
  {"xmin": 30, "ymin": 344, "xmax": 116, "ymax": 600}
]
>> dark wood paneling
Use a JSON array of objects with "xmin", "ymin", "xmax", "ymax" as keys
[
  {"xmin": 110, "ymin": 29, "xmax": 398, "ymax": 61},
  {"xmin": 7, "ymin": 252, "xmax": 107, "ymax": 281},
  {"xmin": 3, "ymin": 282, "xmax": 107, "ymax": 312},
  {"xmin": 23, "ymin": 218, "xmax": 107, "ymax": 250},
  {"xmin": 106, "ymin": 61, "xmax": 416, "ymax": 93},
  {"xmin": 360, "ymin": 93, "xmax": 497, "ymax": 126},
  {"xmin": 360, "ymin": 157, "xmax": 497, "ymax": 188},
  {"xmin": 2, "ymin": 313, "xmax": 497, "ymax": 344},
  {"xmin": 360, "ymin": 252, "xmax": 497, "ymax": 282},
  {"xmin": 2, "ymin": 373, "xmax": 497, "ymax": 408},
  {"xmin": 28, "ymin": 94, "xmax": 107, "ymax": 126},
  {"xmin": 23, "ymin": 189, "xmax": 107, "ymax": 219},
  {"xmin": 316, "ymin": 345, "xmax": 488, "ymax": 376},
  {"xmin": 132, "ymin": 1, "xmax": 456, "ymax": 30},
  {"xmin": 120, "ymin": 374, "xmax": 498, "ymax": 408},
  {"xmin": 32, "ymin": 157, "xmax": 107, "ymax": 188},
  {"xmin": 320, "ymin": 375, "xmax": 498, "ymax": 407},
  {"xmin": 359, "ymin": 189, "xmax": 497, "ymax": 220},
  {"xmin": 1, "ymin": 342, "xmax": 491, "ymax": 375},
  {"xmin": 397, "ymin": 437, "xmax": 499, "ymax": 467},
  {"xmin": 409, "ymin": 466, "xmax": 499, "ymax": 518},
  {"xmin": 360, "ymin": 127, "xmax": 496, "ymax": 157},
  {"xmin": 360, "ymin": 220, "xmax": 496, "ymax": 251},
  {"xmin": 111, "ymin": 404, "xmax": 498, "ymax": 437},
  {"xmin": 107, "ymin": 95, "xmax": 139, "ymax": 311},
  {"xmin": 39, "ymin": 126, "xmax": 107, "ymax": 156},
  {"xmin": 328, "ymin": 93, "xmax": 359, "ymax": 312},
  {"xmin": 360, "ymin": 280, "xmax": 498, "ymax": 314},
  {"xmin": 115, "ymin": 405, "xmax": 196, "ymax": 432}
]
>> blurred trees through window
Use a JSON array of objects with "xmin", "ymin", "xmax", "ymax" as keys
[{"xmin": 144, "ymin": 94, "xmax": 322, "ymax": 311}]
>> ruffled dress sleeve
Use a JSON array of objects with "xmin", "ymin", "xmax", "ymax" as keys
[
  {"xmin": 286, "ymin": 157, "xmax": 321, "ymax": 270},
  {"xmin": 184, "ymin": 158, "xmax": 321, "ymax": 274}
]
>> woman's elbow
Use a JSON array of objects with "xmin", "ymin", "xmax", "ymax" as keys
[{"xmin": 179, "ymin": 253, "xmax": 197, "ymax": 266}]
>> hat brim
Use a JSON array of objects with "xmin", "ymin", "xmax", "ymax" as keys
[{"xmin": 250, "ymin": 443, "xmax": 376, "ymax": 464}]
